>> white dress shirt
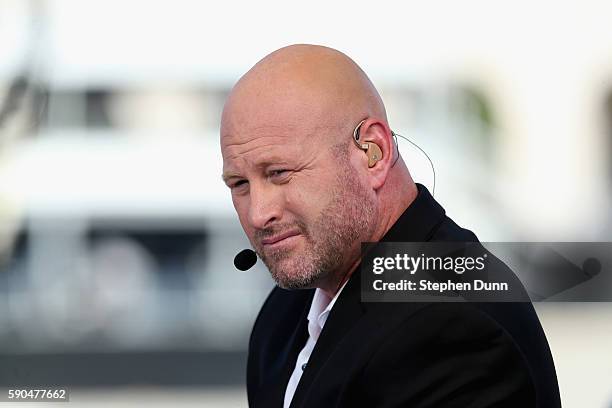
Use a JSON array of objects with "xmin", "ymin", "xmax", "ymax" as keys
[{"xmin": 283, "ymin": 281, "xmax": 348, "ymax": 408}]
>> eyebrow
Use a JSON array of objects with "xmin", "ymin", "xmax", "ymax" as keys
[
  {"xmin": 221, "ymin": 157, "xmax": 293, "ymax": 183},
  {"xmin": 221, "ymin": 172, "xmax": 241, "ymax": 184}
]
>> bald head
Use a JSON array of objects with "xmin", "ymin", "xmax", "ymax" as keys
[
  {"xmin": 220, "ymin": 44, "xmax": 416, "ymax": 295},
  {"xmin": 221, "ymin": 44, "xmax": 387, "ymax": 145}
]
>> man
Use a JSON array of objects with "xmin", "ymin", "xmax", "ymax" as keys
[{"xmin": 220, "ymin": 44, "xmax": 561, "ymax": 407}]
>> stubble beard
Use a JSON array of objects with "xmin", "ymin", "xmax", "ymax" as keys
[{"xmin": 255, "ymin": 160, "xmax": 378, "ymax": 290}]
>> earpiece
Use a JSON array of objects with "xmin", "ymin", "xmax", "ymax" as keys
[
  {"xmin": 353, "ymin": 119, "xmax": 383, "ymax": 168},
  {"xmin": 362, "ymin": 142, "xmax": 383, "ymax": 167}
]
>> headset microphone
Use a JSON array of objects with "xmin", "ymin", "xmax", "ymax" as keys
[{"xmin": 234, "ymin": 249, "xmax": 257, "ymax": 271}]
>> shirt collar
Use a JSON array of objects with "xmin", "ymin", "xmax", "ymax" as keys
[{"xmin": 306, "ymin": 279, "xmax": 349, "ymax": 341}]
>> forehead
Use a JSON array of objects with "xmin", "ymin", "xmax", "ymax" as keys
[
  {"xmin": 221, "ymin": 124, "xmax": 315, "ymax": 174},
  {"xmin": 222, "ymin": 122, "xmax": 308, "ymax": 153},
  {"xmin": 219, "ymin": 82, "xmax": 345, "ymax": 170}
]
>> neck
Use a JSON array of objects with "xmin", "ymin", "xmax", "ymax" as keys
[{"xmin": 369, "ymin": 162, "xmax": 418, "ymax": 245}]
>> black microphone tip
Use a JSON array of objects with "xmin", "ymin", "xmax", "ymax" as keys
[{"xmin": 234, "ymin": 249, "xmax": 257, "ymax": 271}]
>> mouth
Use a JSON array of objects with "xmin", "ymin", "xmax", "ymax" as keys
[{"xmin": 261, "ymin": 230, "xmax": 301, "ymax": 248}]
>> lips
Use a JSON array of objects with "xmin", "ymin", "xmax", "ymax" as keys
[{"xmin": 261, "ymin": 230, "xmax": 301, "ymax": 246}]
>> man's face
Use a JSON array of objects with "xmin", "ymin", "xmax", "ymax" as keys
[{"xmin": 221, "ymin": 122, "xmax": 377, "ymax": 289}]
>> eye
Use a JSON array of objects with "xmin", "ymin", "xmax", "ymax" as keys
[
  {"xmin": 268, "ymin": 169, "xmax": 292, "ymax": 182},
  {"xmin": 270, "ymin": 169, "xmax": 288, "ymax": 177},
  {"xmin": 231, "ymin": 179, "xmax": 249, "ymax": 190}
]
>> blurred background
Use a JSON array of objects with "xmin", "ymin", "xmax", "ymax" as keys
[{"xmin": 0, "ymin": 0, "xmax": 611, "ymax": 406}]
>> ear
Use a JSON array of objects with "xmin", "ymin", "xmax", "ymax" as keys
[{"xmin": 354, "ymin": 118, "xmax": 395, "ymax": 190}]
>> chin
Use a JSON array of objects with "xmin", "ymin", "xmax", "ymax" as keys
[
  {"xmin": 275, "ymin": 280, "xmax": 313, "ymax": 291},
  {"xmin": 270, "ymin": 264, "xmax": 323, "ymax": 291}
]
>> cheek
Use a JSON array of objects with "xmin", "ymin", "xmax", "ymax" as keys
[
  {"xmin": 348, "ymin": 151, "xmax": 369, "ymax": 183},
  {"xmin": 286, "ymin": 176, "xmax": 333, "ymax": 217},
  {"xmin": 282, "ymin": 184, "xmax": 315, "ymax": 226},
  {"xmin": 286, "ymin": 185, "xmax": 306, "ymax": 209},
  {"xmin": 232, "ymin": 195, "xmax": 253, "ymax": 233}
]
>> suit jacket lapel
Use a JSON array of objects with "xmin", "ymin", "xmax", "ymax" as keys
[
  {"xmin": 252, "ymin": 289, "xmax": 313, "ymax": 407},
  {"xmin": 289, "ymin": 266, "xmax": 365, "ymax": 407}
]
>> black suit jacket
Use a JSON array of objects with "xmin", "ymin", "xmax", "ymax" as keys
[{"xmin": 247, "ymin": 184, "xmax": 561, "ymax": 407}]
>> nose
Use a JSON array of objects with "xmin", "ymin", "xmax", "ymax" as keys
[{"xmin": 248, "ymin": 183, "xmax": 283, "ymax": 230}]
